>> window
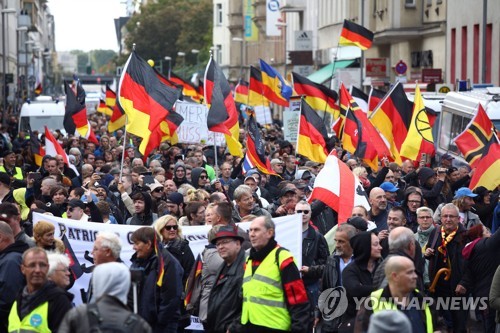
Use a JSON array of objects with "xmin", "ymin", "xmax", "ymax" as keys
[
  {"xmin": 216, "ymin": 3, "xmax": 223, "ymax": 26},
  {"xmin": 439, "ymin": 111, "xmax": 470, "ymax": 154},
  {"xmin": 405, "ymin": 0, "xmax": 416, "ymax": 7},
  {"xmin": 426, "ymin": 0, "xmax": 432, "ymax": 6}
]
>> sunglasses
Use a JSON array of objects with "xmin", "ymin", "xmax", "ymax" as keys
[
  {"xmin": 164, "ymin": 225, "xmax": 178, "ymax": 231},
  {"xmin": 199, "ymin": 175, "xmax": 208, "ymax": 180},
  {"xmin": 153, "ymin": 188, "xmax": 164, "ymax": 193},
  {"xmin": 296, "ymin": 210, "xmax": 310, "ymax": 214},
  {"xmin": 67, "ymin": 207, "xmax": 74, "ymax": 212}
]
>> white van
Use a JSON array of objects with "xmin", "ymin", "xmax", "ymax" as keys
[
  {"xmin": 437, "ymin": 88, "xmax": 500, "ymax": 164},
  {"xmin": 18, "ymin": 97, "xmax": 66, "ymax": 133}
]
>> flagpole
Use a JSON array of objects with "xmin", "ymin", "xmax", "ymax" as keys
[
  {"xmin": 119, "ymin": 116, "xmax": 128, "ymax": 181},
  {"xmin": 213, "ymin": 132, "xmax": 219, "ymax": 172},
  {"xmin": 322, "ymin": 43, "xmax": 340, "ymax": 121},
  {"xmin": 367, "ymin": 81, "xmax": 400, "ymax": 119},
  {"xmin": 296, "ymin": 97, "xmax": 303, "ymax": 159}
]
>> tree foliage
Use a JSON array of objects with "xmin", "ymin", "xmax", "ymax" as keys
[{"xmin": 123, "ymin": 0, "xmax": 213, "ymax": 80}]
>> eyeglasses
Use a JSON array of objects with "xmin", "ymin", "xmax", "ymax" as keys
[
  {"xmin": 408, "ymin": 200, "xmax": 421, "ymax": 205},
  {"xmin": 216, "ymin": 238, "xmax": 235, "ymax": 247},
  {"xmin": 418, "ymin": 216, "xmax": 432, "ymax": 220},
  {"xmin": 199, "ymin": 175, "xmax": 208, "ymax": 180},
  {"xmin": 442, "ymin": 214, "xmax": 458, "ymax": 219},
  {"xmin": 153, "ymin": 188, "xmax": 164, "ymax": 193},
  {"xmin": 296, "ymin": 210, "xmax": 310, "ymax": 214},
  {"xmin": 23, "ymin": 262, "xmax": 49, "ymax": 269},
  {"xmin": 164, "ymin": 225, "xmax": 178, "ymax": 231}
]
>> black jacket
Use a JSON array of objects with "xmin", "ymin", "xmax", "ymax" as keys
[
  {"xmin": 301, "ymin": 226, "xmax": 329, "ymax": 285},
  {"xmin": 130, "ymin": 249, "xmax": 184, "ymax": 331},
  {"xmin": 461, "ymin": 228, "xmax": 500, "ymax": 298},
  {"xmin": 165, "ymin": 238, "xmax": 195, "ymax": 285},
  {"xmin": 311, "ymin": 200, "xmax": 337, "ymax": 235},
  {"xmin": 206, "ymin": 248, "xmax": 246, "ymax": 333},
  {"xmin": 13, "ymin": 281, "xmax": 73, "ymax": 332},
  {"xmin": 425, "ymin": 224, "xmax": 467, "ymax": 295}
]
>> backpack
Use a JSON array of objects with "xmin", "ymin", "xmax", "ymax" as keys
[{"xmin": 87, "ymin": 302, "xmax": 142, "ymax": 333}]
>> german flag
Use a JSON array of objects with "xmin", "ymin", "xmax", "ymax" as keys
[
  {"xmin": 153, "ymin": 232, "xmax": 165, "ymax": 287},
  {"xmin": 339, "ymin": 20, "xmax": 374, "ymax": 50},
  {"xmin": 292, "ymin": 72, "xmax": 339, "ymax": 115},
  {"xmin": 400, "ymin": 85, "xmax": 435, "ymax": 161},
  {"xmin": 246, "ymin": 111, "xmax": 278, "ymax": 175},
  {"xmin": 350, "ymin": 85, "xmax": 368, "ymax": 113},
  {"xmin": 63, "ymin": 81, "xmax": 90, "ymax": 138},
  {"xmin": 106, "ymin": 86, "xmax": 126, "ymax": 132},
  {"xmin": 368, "ymin": 87, "xmax": 387, "ymax": 114},
  {"xmin": 369, "ymin": 82, "xmax": 413, "ymax": 164},
  {"xmin": 259, "ymin": 59, "xmax": 292, "ymax": 107},
  {"xmin": 185, "ymin": 254, "xmax": 203, "ymax": 308},
  {"xmin": 61, "ymin": 232, "xmax": 83, "ymax": 279},
  {"xmin": 234, "ymin": 79, "xmax": 249, "ymax": 104},
  {"xmin": 28, "ymin": 126, "xmax": 45, "ymax": 166},
  {"xmin": 170, "ymin": 71, "xmax": 203, "ymax": 102},
  {"xmin": 469, "ymin": 143, "xmax": 500, "ymax": 190},
  {"xmin": 454, "ymin": 104, "xmax": 499, "ymax": 167},
  {"xmin": 248, "ymin": 66, "xmax": 269, "ymax": 107},
  {"xmin": 204, "ymin": 56, "xmax": 243, "ymax": 157},
  {"xmin": 297, "ymin": 99, "xmax": 329, "ymax": 163},
  {"xmin": 97, "ymin": 99, "xmax": 113, "ymax": 116},
  {"xmin": 117, "ymin": 51, "xmax": 183, "ymax": 158}
]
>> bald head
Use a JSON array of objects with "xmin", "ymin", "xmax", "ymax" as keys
[
  {"xmin": 0, "ymin": 221, "xmax": 14, "ymax": 250},
  {"xmin": 385, "ymin": 256, "xmax": 414, "ymax": 280}
]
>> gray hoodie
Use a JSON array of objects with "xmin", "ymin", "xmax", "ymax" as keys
[{"xmin": 92, "ymin": 262, "xmax": 130, "ymax": 305}]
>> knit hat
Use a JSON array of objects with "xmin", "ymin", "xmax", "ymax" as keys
[
  {"xmin": 347, "ymin": 217, "xmax": 368, "ymax": 232},
  {"xmin": 167, "ymin": 192, "xmax": 184, "ymax": 205},
  {"xmin": 417, "ymin": 167, "xmax": 435, "ymax": 185},
  {"xmin": 368, "ymin": 310, "xmax": 411, "ymax": 333}
]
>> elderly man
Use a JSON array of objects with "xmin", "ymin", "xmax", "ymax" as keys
[
  {"xmin": 87, "ymin": 231, "xmax": 123, "ymax": 303},
  {"xmin": 8, "ymin": 248, "xmax": 73, "ymax": 332},
  {"xmin": 206, "ymin": 225, "xmax": 246, "ymax": 333},
  {"xmin": 359, "ymin": 256, "xmax": 433, "ymax": 333},
  {"xmin": 241, "ymin": 215, "xmax": 310, "ymax": 332},
  {"xmin": 232, "ymin": 185, "xmax": 271, "ymax": 223},
  {"xmin": 0, "ymin": 221, "xmax": 28, "ymax": 332},
  {"xmin": 425, "ymin": 203, "xmax": 467, "ymax": 332}
]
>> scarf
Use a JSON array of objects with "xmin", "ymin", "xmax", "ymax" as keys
[
  {"xmin": 438, "ymin": 226, "xmax": 457, "ymax": 263},
  {"xmin": 416, "ymin": 224, "xmax": 435, "ymax": 249}
]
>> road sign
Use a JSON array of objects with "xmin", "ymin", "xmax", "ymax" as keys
[
  {"xmin": 365, "ymin": 58, "xmax": 388, "ymax": 77},
  {"xmin": 294, "ymin": 30, "xmax": 313, "ymax": 50},
  {"xmin": 395, "ymin": 60, "xmax": 407, "ymax": 75}
]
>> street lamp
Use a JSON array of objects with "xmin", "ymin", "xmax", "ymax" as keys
[
  {"xmin": 164, "ymin": 56, "xmax": 171, "ymax": 78},
  {"xmin": 275, "ymin": 22, "xmax": 288, "ymax": 77},
  {"xmin": 2, "ymin": 7, "xmax": 16, "ymax": 127},
  {"xmin": 191, "ymin": 49, "xmax": 200, "ymax": 73},
  {"xmin": 177, "ymin": 52, "xmax": 186, "ymax": 78},
  {"xmin": 232, "ymin": 37, "xmax": 245, "ymax": 79}
]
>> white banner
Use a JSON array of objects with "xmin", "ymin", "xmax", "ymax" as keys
[
  {"xmin": 266, "ymin": 0, "xmax": 281, "ymax": 36},
  {"xmin": 175, "ymin": 100, "xmax": 226, "ymax": 146},
  {"xmin": 32, "ymin": 212, "xmax": 302, "ymax": 312}
]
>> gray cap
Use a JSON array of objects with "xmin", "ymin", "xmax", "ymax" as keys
[{"xmin": 368, "ymin": 310, "xmax": 411, "ymax": 333}]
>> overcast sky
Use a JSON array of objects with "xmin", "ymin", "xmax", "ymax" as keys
[{"xmin": 48, "ymin": 0, "xmax": 126, "ymax": 52}]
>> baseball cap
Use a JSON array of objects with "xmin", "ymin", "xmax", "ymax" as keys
[
  {"xmin": 167, "ymin": 192, "xmax": 184, "ymax": 205},
  {"xmin": 244, "ymin": 176, "xmax": 257, "ymax": 183},
  {"xmin": 347, "ymin": 216, "xmax": 368, "ymax": 232},
  {"xmin": 454, "ymin": 187, "xmax": 478, "ymax": 199},
  {"xmin": 304, "ymin": 161, "xmax": 320, "ymax": 168},
  {"xmin": 292, "ymin": 179, "xmax": 307, "ymax": 189},
  {"xmin": 271, "ymin": 158, "xmax": 284, "ymax": 165},
  {"xmin": 473, "ymin": 186, "xmax": 490, "ymax": 197},
  {"xmin": 210, "ymin": 225, "xmax": 244, "ymax": 245},
  {"xmin": 148, "ymin": 180, "xmax": 164, "ymax": 192},
  {"xmin": 2, "ymin": 150, "xmax": 14, "ymax": 158},
  {"xmin": 279, "ymin": 187, "xmax": 296, "ymax": 197},
  {"xmin": 68, "ymin": 199, "xmax": 86, "ymax": 209},
  {"xmin": 441, "ymin": 153, "xmax": 455, "ymax": 161},
  {"xmin": 380, "ymin": 182, "xmax": 399, "ymax": 193}
]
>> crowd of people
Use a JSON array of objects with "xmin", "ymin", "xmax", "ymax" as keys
[{"xmin": 0, "ymin": 112, "xmax": 500, "ymax": 333}]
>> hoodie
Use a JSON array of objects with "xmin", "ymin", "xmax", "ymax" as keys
[
  {"xmin": 350, "ymin": 231, "xmax": 374, "ymax": 266},
  {"xmin": 191, "ymin": 167, "xmax": 207, "ymax": 189},
  {"xmin": 92, "ymin": 262, "xmax": 130, "ymax": 305},
  {"xmin": 126, "ymin": 192, "xmax": 158, "ymax": 225},
  {"xmin": 173, "ymin": 163, "xmax": 188, "ymax": 187}
]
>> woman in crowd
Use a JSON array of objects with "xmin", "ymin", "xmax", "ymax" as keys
[
  {"xmin": 154, "ymin": 214, "xmax": 194, "ymax": 285},
  {"xmin": 414, "ymin": 206, "xmax": 435, "ymax": 287},
  {"xmin": 49, "ymin": 185, "xmax": 69, "ymax": 217},
  {"xmin": 341, "ymin": 231, "xmax": 382, "ymax": 329},
  {"xmin": 204, "ymin": 203, "xmax": 217, "ymax": 225},
  {"xmin": 47, "ymin": 252, "xmax": 72, "ymax": 289},
  {"xmin": 33, "ymin": 220, "xmax": 65, "ymax": 253}
]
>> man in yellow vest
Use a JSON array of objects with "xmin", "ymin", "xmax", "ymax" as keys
[
  {"xmin": 8, "ymin": 247, "xmax": 73, "ymax": 332},
  {"xmin": 241, "ymin": 215, "xmax": 310, "ymax": 332},
  {"xmin": 0, "ymin": 151, "xmax": 24, "ymax": 188},
  {"xmin": 358, "ymin": 256, "xmax": 433, "ymax": 333}
]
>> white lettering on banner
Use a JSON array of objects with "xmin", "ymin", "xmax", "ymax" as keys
[
  {"xmin": 175, "ymin": 100, "xmax": 226, "ymax": 145},
  {"xmin": 33, "ymin": 212, "xmax": 302, "ymax": 329}
]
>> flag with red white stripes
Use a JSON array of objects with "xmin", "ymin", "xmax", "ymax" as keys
[
  {"xmin": 44, "ymin": 126, "xmax": 79, "ymax": 176},
  {"xmin": 308, "ymin": 150, "xmax": 369, "ymax": 223}
]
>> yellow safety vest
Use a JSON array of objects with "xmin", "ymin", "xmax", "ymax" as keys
[
  {"xmin": 370, "ymin": 288, "xmax": 433, "ymax": 333},
  {"xmin": 241, "ymin": 247, "xmax": 292, "ymax": 331},
  {"xmin": 8, "ymin": 301, "xmax": 51, "ymax": 333},
  {"xmin": 0, "ymin": 166, "xmax": 23, "ymax": 180}
]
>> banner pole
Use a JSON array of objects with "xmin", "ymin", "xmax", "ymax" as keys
[{"xmin": 119, "ymin": 115, "xmax": 128, "ymax": 181}]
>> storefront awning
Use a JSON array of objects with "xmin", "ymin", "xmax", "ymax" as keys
[{"xmin": 307, "ymin": 60, "xmax": 355, "ymax": 85}]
